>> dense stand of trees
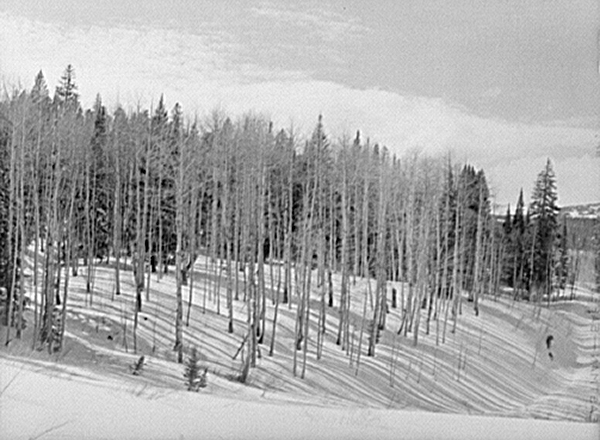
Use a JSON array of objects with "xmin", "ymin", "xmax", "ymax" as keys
[
  {"xmin": 0, "ymin": 67, "xmax": 589, "ymax": 379},
  {"xmin": 500, "ymin": 159, "xmax": 576, "ymax": 304}
]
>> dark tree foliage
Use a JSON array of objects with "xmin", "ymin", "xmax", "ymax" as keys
[
  {"xmin": 184, "ymin": 347, "xmax": 206, "ymax": 391},
  {"xmin": 556, "ymin": 221, "xmax": 569, "ymax": 290},
  {"xmin": 89, "ymin": 96, "xmax": 111, "ymax": 259},
  {"xmin": 502, "ymin": 189, "xmax": 531, "ymax": 294},
  {"xmin": 528, "ymin": 159, "xmax": 560, "ymax": 296},
  {"xmin": 54, "ymin": 64, "xmax": 79, "ymax": 110},
  {"xmin": 436, "ymin": 162, "xmax": 457, "ymax": 294},
  {"xmin": 0, "ymin": 67, "xmax": 524, "ymax": 361},
  {"xmin": 31, "ymin": 70, "xmax": 50, "ymax": 107},
  {"xmin": 0, "ymin": 114, "xmax": 12, "ymax": 324},
  {"xmin": 457, "ymin": 165, "xmax": 490, "ymax": 293}
]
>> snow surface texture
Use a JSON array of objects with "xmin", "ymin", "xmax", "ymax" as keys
[
  {"xmin": 1, "ymin": 253, "xmax": 599, "ymax": 439},
  {"xmin": 1, "ymin": 357, "xmax": 597, "ymax": 440}
]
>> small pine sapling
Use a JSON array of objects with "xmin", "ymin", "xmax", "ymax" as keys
[
  {"xmin": 131, "ymin": 355, "xmax": 145, "ymax": 375},
  {"xmin": 184, "ymin": 347, "xmax": 206, "ymax": 391},
  {"xmin": 198, "ymin": 368, "xmax": 208, "ymax": 389}
]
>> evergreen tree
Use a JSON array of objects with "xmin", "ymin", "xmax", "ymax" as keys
[
  {"xmin": 31, "ymin": 70, "xmax": 50, "ymax": 107},
  {"xmin": 503, "ymin": 205, "xmax": 512, "ymax": 236},
  {"xmin": 528, "ymin": 159, "xmax": 560, "ymax": 298},
  {"xmin": 90, "ymin": 95, "xmax": 111, "ymax": 259},
  {"xmin": 457, "ymin": 165, "xmax": 490, "ymax": 293},
  {"xmin": 437, "ymin": 160, "xmax": 457, "ymax": 295},
  {"xmin": 54, "ymin": 64, "xmax": 79, "ymax": 109},
  {"xmin": 556, "ymin": 220, "xmax": 569, "ymax": 292},
  {"xmin": 512, "ymin": 189, "xmax": 526, "ymax": 233},
  {"xmin": 501, "ymin": 204, "xmax": 514, "ymax": 286},
  {"xmin": 0, "ymin": 71, "xmax": 548, "ymax": 371},
  {"xmin": 511, "ymin": 189, "xmax": 528, "ymax": 292},
  {"xmin": 0, "ymin": 113, "xmax": 12, "ymax": 325},
  {"xmin": 183, "ymin": 347, "xmax": 206, "ymax": 391}
]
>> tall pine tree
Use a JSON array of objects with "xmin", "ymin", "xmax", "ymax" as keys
[
  {"xmin": 54, "ymin": 64, "xmax": 79, "ymax": 110},
  {"xmin": 0, "ymin": 111, "xmax": 12, "ymax": 325},
  {"xmin": 528, "ymin": 159, "xmax": 560, "ymax": 299}
]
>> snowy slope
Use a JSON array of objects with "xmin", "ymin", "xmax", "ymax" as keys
[
  {"xmin": 1, "ymin": 355, "xmax": 597, "ymax": 440},
  {"xmin": 1, "ymin": 251, "xmax": 599, "ymax": 438},
  {"xmin": 562, "ymin": 202, "xmax": 600, "ymax": 219}
]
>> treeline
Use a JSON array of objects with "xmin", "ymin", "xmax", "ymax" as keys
[
  {"xmin": 500, "ymin": 163, "xmax": 600, "ymax": 300},
  {"xmin": 0, "ymin": 66, "xmax": 589, "ymax": 376}
]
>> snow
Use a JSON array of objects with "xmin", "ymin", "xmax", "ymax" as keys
[
  {"xmin": 1, "ymin": 356, "xmax": 597, "ymax": 440},
  {"xmin": 562, "ymin": 202, "xmax": 600, "ymax": 219},
  {"xmin": 1, "ymin": 252, "xmax": 599, "ymax": 439}
]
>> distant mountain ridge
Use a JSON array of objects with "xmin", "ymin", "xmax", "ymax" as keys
[{"xmin": 560, "ymin": 202, "xmax": 600, "ymax": 219}]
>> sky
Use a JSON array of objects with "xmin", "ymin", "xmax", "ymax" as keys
[{"xmin": 0, "ymin": 0, "xmax": 598, "ymax": 208}]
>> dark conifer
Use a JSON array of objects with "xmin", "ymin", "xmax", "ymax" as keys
[
  {"xmin": 503, "ymin": 205, "xmax": 512, "ymax": 236},
  {"xmin": 528, "ymin": 159, "xmax": 560, "ymax": 298},
  {"xmin": 31, "ymin": 70, "xmax": 50, "ymax": 107},
  {"xmin": 54, "ymin": 64, "xmax": 79, "ymax": 108},
  {"xmin": 184, "ymin": 347, "xmax": 206, "ymax": 391},
  {"xmin": 0, "ymin": 115, "xmax": 12, "ymax": 326},
  {"xmin": 90, "ymin": 95, "xmax": 111, "ymax": 259}
]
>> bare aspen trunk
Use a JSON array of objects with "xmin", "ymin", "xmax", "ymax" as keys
[
  {"xmin": 186, "ymin": 187, "xmax": 200, "ymax": 326},
  {"xmin": 529, "ymin": 221, "xmax": 538, "ymax": 311},
  {"xmin": 45, "ymin": 135, "xmax": 63, "ymax": 353},
  {"xmin": 113, "ymin": 137, "xmax": 122, "ymax": 297},
  {"xmin": 317, "ymin": 228, "xmax": 326, "ymax": 359},
  {"xmin": 269, "ymin": 250, "xmax": 281, "ymax": 357},
  {"xmin": 223, "ymin": 155, "xmax": 234, "ymax": 334},
  {"xmin": 157, "ymin": 143, "xmax": 164, "ymax": 279},
  {"xmin": 283, "ymin": 143, "xmax": 294, "ymax": 306},
  {"xmin": 174, "ymin": 189, "xmax": 184, "ymax": 363},
  {"xmin": 352, "ymin": 179, "xmax": 361, "ymax": 286},
  {"xmin": 233, "ymin": 185, "xmax": 242, "ymax": 302},
  {"xmin": 404, "ymin": 178, "xmax": 415, "ymax": 338},
  {"xmin": 5, "ymin": 112, "xmax": 17, "ymax": 345},
  {"xmin": 413, "ymin": 201, "xmax": 432, "ymax": 347},
  {"xmin": 360, "ymin": 164, "xmax": 370, "ymax": 297},
  {"xmin": 429, "ymin": 204, "xmax": 442, "ymax": 337},
  {"xmin": 136, "ymin": 129, "xmax": 152, "ymax": 313},
  {"xmin": 301, "ymin": 251, "xmax": 313, "ymax": 379},
  {"xmin": 355, "ymin": 282, "xmax": 370, "ymax": 376},
  {"xmin": 445, "ymin": 189, "xmax": 461, "ymax": 342},
  {"xmin": 31, "ymin": 124, "xmax": 42, "ymax": 349},
  {"xmin": 209, "ymin": 158, "xmax": 220, "ymax": 308},
  {"xmin": 145, "ymin": 192, "xmax": 155, "ymax": 298},
  {"xmin": 85, "ymin": 159, "xmax": 93, "ymax": 300},
  {"xmin": 368, "ymin": 158, "xmax": 387, "ymax": 357},
  {"xmin": 256, "ymin": 167, "xmax": 267, "ymax": 345},
  {"xmin": 337, "ymin": 152, "xmax": 349, "ymax": 348},
  {"xmin": 472, "ymin": 185, "xmax": 485, "ymax": 316},
  {"xmin": 58, "ymin": 174, "xmax": 78, "ymax": 350}
]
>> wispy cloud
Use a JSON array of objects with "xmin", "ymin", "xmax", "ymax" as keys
[
  {"xmin": 248, "ymin": 2, "xmax": 370, "ymax": 67},
  {"xmin": 0, "ymin": 10, "xmax": 597, "ymax": 206}
]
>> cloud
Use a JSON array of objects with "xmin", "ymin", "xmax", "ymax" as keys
[
  {"xmin": 249, "ymin": 2, "xmax": 370, "ymax": 45},
  {"xmin": 0, "ymin": 10, "xmax": 597, "ymax": 207}
]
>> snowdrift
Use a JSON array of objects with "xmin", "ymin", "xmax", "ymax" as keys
[{"xmin": 1, "ymin": 252, "xmax": 599, "ymax": 439}]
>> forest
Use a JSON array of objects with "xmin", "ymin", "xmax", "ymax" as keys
[{"xmin": 0, "ymin": 65, "xmax": 598, "ymax": 381}]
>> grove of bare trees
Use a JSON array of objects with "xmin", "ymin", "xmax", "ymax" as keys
[{"xmin": 0, "ymin": 66, "xmax": 580, "ymax": 380}]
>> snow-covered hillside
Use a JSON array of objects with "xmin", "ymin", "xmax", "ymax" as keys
[
  {"xmin": 1, "ymin": 252, "xmax": 599, "ymax": 439},
  {"xmin": 562, "ymin": 202, "xmax": 600, "ymax": 220},
  {"xmin": 1, "ymin": 355, "xmax": 597, "ymax": 440}
]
